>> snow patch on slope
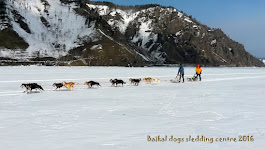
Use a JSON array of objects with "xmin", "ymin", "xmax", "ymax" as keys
[
  {"xmin": 178, "ymin": 12, "xmax": 183, "ymax": 18},
  {"xmin": 211, "ymin": 39, "xmax": 217, "ymax": 45},
  {"xmin": 184, "ymin": 17, "xmax": 193, "ymax": 23},
  {"xmin": 86, "ymin": 4, "xmax": 109, "ymax": 16},
  {"xmin": 5, "ymin": 0, "xmax": 96, "ymax": 59},
  {"xmin": 132, "ymin": 19, "xmax": 157, "ymax": 49},
  {"xmin": 0, "ymin": 24, "xmax": 8, "ymax": 31},
  {"xmin": 114, "ymin": 10, "xmax": 139, "ymax": 33},
  {"xmin": 86, "ymin": 4, "xmax": 140, "ymax": 34},
  {"xmin": 175, "ymin": 30, "xmax": 182, "ymax": 36},
  {"xmin": 90, "ymin": 44, "xmax": 102, "ymax": 50}
]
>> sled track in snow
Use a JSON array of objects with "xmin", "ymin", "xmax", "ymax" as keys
[
  {"xmin": 0, "ymin": 74, "xmax": 265, "ymax": 97},
  {"xmin": 203, "ymin": 75, "xmax": 265, "ymax": 82},
  {"xmin": 0, "ymin": 72, "xmax": 265, "ymax": 83}
]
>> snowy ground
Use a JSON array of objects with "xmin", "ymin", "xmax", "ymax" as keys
[{"xmin": 0, "ymin": 66, "xmax": 265, "ymax": 149}]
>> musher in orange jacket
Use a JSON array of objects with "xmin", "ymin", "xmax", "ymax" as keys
[{"xmin": 196, "ymin": 64, "xmax": 202, "ymax": 81}]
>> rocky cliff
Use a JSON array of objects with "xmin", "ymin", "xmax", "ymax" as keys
[{"xmin": 0, "ymin": 0, "xmax": 263, "ymax": 66}]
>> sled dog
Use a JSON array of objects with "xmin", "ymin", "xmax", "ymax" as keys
[
  {"xmin": 21, "ymin": 83, "xmax": 44, "ymax": 93},
  {"xmin": 187, "ymin": 75, "xmax": 198, "ymax": 82},
  {"xmin": 53, "ymin": 83, "xmax": 64, "ymax": 90},
  {"xmin": 153, "ymin": 78, "xmax": 160, "ymax": 83},
  {"xmin": 110, "ymin": 79, "xmax": 126, "ymax": 86},
  {"xmin": 143, "ymin": 77, "xmax": 152, "ymax": 84},
  {"xmin": 84, "ymin": 81, "xmax": 101, "ymax": 88},
  {"xmin": 129, "ymin": 78, "xmax": 141, "ymax": 86},
  {"xmin": 62, "ymin": 81, "xmax": 77, "ymax": 90}
]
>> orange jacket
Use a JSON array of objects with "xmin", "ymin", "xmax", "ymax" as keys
[{"xmin": 196, "ymin": 67, "xmax": 202, "ymax": 74}]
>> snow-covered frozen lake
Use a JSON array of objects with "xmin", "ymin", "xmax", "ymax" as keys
[{"xmin": 0, "ymin": 66, "xmax": 264, "ymax": 149}]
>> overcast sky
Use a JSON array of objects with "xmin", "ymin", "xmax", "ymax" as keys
[{"xmin": 93, "ymin": 0, "xmax": 265, "ymax": 58}]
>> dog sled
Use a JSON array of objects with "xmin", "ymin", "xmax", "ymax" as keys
[
  {"xmin": 170, "ymin": 74, "xmax": 199, "ymax": 83},
  {"xmin": 170, "ymin": 75, "xmax": 181, "ymax": 83},
  {"xmin": 187, "ymin": 74, "xmax": 198, "ymax": 82}
]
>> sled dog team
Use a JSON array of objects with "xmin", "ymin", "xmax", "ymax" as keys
[
  {"xmin": 21, "ymin": 77, "xmax": 161, "ymax": 93},
  {"xmin": 21, "ymin": 64, "xmax": 202, "ymax": 93}
]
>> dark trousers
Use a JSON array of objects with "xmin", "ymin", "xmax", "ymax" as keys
[
  {"xmin": 196, "ymin": 73, "xmax": 201, "ymax": 81},
  {"xmin": 179, "ymin": 73, "xmax": 184, "ymax": 82}
]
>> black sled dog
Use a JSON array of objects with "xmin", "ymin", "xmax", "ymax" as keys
[
  {"xmin": 84, "ymin": 81, "xmax": 101, "ymax": 88},
  {"xmin": 52, "ymin": 83, "xmax": 64, "ymax": 90},
  {"xmin": 110, "ymin": 79, "xmax": 126, "ymax": 86},
  {"xmin": 21, "ymin": 83, "xmax": 44, "ymax": 93},
  {"xmin": 129, "ymin": 78, "xmax": 141, "ymax": 86}
]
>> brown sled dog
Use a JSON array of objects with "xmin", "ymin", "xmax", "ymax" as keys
[
  {"xmin": 143, "ymin": 77, "xmax": 152, "ymax": 84},
  {"xmin": 62, "ymin": 81, "xmax": 78, "ymax": 90}
]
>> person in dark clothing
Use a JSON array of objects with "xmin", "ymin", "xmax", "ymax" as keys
[{"xmin": 177, "ymin": 64, "xmax": 184, "ymax": 83}]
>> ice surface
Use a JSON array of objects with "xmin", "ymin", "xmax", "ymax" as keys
[{"xmin": 0, "ymin": 66, "xmax": 265, "ymax": 149}]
